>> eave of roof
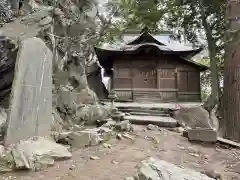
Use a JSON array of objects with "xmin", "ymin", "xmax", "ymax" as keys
[
  {"xmin": 95, "ymin": 43, "xmax": 203, "ymax": 57},
  {"xmin": 180, "ymin": 57, "xmax": 209, "ymax": 71},
  {"xmin": 94, "ymin": 45, "xmax": 207, "ymax": 71}
]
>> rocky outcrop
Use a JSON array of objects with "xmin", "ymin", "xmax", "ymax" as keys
[
  {"xmin": 0, "ymin": 0, "xmax": 14, "ymax": 24},
  {"xmin": 56, "ymin": 91, "xmax": 111, "ymax": 125},
  {"xmin": 0, "ymin": 34, "xmax": 17, "ymax": 107}
]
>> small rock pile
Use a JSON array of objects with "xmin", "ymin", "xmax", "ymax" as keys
[{"xmin": 53, "ymin": 118, "xmax": 134, "ymax": 148}]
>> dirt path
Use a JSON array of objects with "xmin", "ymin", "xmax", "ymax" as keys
[{"xmin": 1, "ymin": 125, "xmax": 240, "ymax": 180}]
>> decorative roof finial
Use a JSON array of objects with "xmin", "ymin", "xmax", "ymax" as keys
[{"xmin": 141, "ymin": 26, "xmax": 149, "ymax": 34}]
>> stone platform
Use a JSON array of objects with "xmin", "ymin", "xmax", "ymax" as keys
[
  {"xmin": 104, "ymin": 102, "xmax": 202, "ymax": 110},
  {"xmin": 124, "ymin": 115, "xmax": 178, "ymax": 128}
]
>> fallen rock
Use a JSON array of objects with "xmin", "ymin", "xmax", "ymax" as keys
[
  {"xmin": 129, "ymin": 157, "xmax": 214, "ymax": 180},
  {"xmin": 67, "ymin": 127, "xmax": 114, "ymax": 148},
  {"xmin": 11, "ymin": 137, "xmax": 71, "ymax": 171},
  {"xmin": 54, "ymin": 131, "xmax": 72, "ymax": 144},
  {"xmin": 101, "ymin": 119, "xmax": 116, "ymax": 129},
  {"xmin": 115, "ymin": 120, "xmax": 133, "ymax": 132},
  {"xmin": 187, "ymin": 128, "xmax": 217, "ymax": 143},
  {"xmin": 122, "ymin": 133, "xmax": 135, "ymax": 141},
  {"xmin": 0, "ymin": 150, "xmax": 14, "ymax": 173},
  {"xmin": 117, "ymin": 133, "xmax": 123, "ymax": 140},
  {"xmin": 201, "ymin": 170, "xmax": 221, "ymax": 180},
  {"xmin": 89, "ymin": 156, "xmax": 100, "ymax": 160},
  {"xmin": 77, "ymin": 104, "xmax": 111, "ymax": 125},
  {"xmin": 98, "ymin": 127, "xmax": 115, "ymax": 141},
  {"xmin": 103, "ymin": 143, "xmax": 111, "ymax": 148},
  {"xmin": 168, "ymin": 127, "xmax": 185, "ymax": 133},
  {"xmin": 125, "ymin": 177, "xmax": 135, "ymax": 180},
  {"xmin": 147, "ymin": 124, "xmax": 159, "ymax": 131},
  {"xmin": 111, "ymin": 160, "xmax": 119, "ymax": 164},
  {"xmin": 67, "ymin": 131, "xmax": 102, "ymax": 148}
]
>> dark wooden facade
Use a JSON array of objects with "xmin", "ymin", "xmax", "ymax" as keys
[{"xmin": 95, "ymin": 32, "xmax": 208, "ymax": 102}]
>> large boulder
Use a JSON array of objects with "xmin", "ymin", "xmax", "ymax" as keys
[
  {"xmin": 56, "ymin": 89, "xmax": 110, "ymax": 125},
  {"xmin": 173, "ymin": 106, "xmax": 219, "ymax": 130},
  {"xmin": 130, "ymin": 157, "xmax": 214, "ymax": 180}
]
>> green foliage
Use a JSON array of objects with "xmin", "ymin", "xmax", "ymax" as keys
[
  {"xmin": 164, "ymin": 0, "xmax": 225, "ymax": 49},
  {"xmin": 104, "ymin": 0, "xmax": 164, "ymax": 32}
]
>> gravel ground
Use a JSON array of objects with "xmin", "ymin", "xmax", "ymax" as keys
[{"xmin": 1, "ymin": 125, "xmax": 240, "ymax": 180}]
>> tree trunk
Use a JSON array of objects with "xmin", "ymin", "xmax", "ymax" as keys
[
  {"xmin": 223, "ymin": 0, "xmax": 240, "ymax": 141},
  {"xmin": 200, "ymin": 0, "xmax": 219, "ymax": 112}
]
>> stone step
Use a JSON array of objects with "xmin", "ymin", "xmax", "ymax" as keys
[
  {"xmin": 118, "ymin": 106, "xmax": 168, "ymax": 111},
  {"xmin": 123, "ymin": 115, "xmax": 177, "ymax": 128},
  {"xmin": 117, "ymin": 107, "xmax": 170, "ymax": 117},
  {"xmin": 119, "ymin": 108, "xmax": 169, "ymax": 114},
  {"xmin": 118, "ymin": 107, "xmax": 168, "ymax": 113},
  {"xmin": 128, "ymin": 111, "xmax": 170, "ymax": 117}
]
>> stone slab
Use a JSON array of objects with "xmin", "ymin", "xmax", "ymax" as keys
[
  {"xmin": 12, "ymin": 137, "xmax": 71, "ymax": 170},
  {"xmin": 131, "ymin": 157, "xmax": 214, "ymax": 180},
  {"xmin": 188, "ymin": 128, "xmax": 217, "ymax": 143},
  {"xmin": 124, "ymin": 115, "xmax": 177, "ymax": 128},
  {"xmin": 104, "ymin": 102, "xmax": 202, "ymax": 110},
  {"xmin": 5, "ymin": 37, "xmax": 52, "ymax": 145}
]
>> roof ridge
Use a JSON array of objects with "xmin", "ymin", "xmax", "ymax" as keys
[{"xmin": 123, "ymin": 29, "xmax": 173, "ymax": 35}]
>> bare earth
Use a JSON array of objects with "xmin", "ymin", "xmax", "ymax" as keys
[{"xmin": 1, "ymin": 125, "xmax": 240, "ymax": 180}]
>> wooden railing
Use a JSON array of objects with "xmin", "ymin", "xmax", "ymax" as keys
[{"xmin": 114, "ymin": 88, "xmax": 201, "ymax": 102}]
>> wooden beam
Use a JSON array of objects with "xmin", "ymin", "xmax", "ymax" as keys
[
  {"xmin": 217, "ymin": 137, "xmax": 240, "ymax": 149},
  {"xmin": 114, "ymin": 88, "xmax": 179, "ymax": 92},
  {"xmin": 178, "ymin": 92, "xmax": 201, "ymax": 95}
]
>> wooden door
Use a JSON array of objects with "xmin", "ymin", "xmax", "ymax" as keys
[
  {"xmin": 157, "ymin": 68, "xmax": 177, "ymax": 101},
  {"xmin": 158, "ymin": 68, "xmax": 177, "ymax": 89},
  {"xmin": 132, "ymin": 67, "xmax": 157, "ymax": 89}
]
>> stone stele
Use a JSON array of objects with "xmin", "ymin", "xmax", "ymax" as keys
[{"xmin": 4, "ymin": 37, "xmax": 52, "ymax": 145}]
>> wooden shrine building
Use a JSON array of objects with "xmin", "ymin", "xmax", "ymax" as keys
[{"xmin": 94, "ymin": 30, "xmax": 208, "ymax": 102}]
